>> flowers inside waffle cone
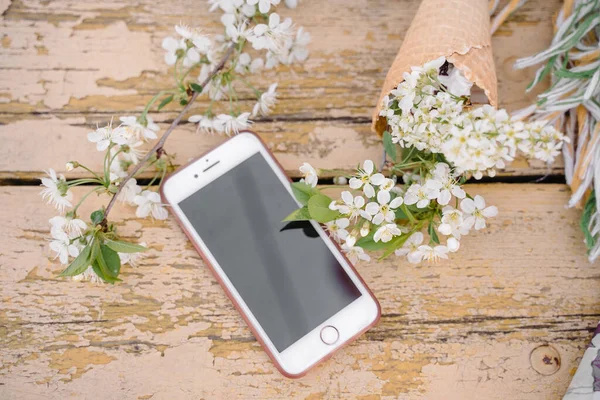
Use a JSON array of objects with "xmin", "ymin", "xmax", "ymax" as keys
[{"xmin": 372, "ymin": 0, "xmax": 497, "ymax": 136}]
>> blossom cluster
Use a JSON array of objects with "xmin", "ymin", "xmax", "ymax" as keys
[
  {"xmin": 40, "ymin": 0, "xmax": 309, "ymax": 283},
  {"xmin": 290, "ymin": 57, "xmax": 566, "ymax": 265},
  {"xmin": 186, "ymin": 0, "xmax": 310, "ymax": 133},
  {"xmin": 379, "ymin": 57, "xmax": 568, "ymax": 179},
  {"xmin": 297, "ymin": 160, "xmax": 497, "ymax": 264}
]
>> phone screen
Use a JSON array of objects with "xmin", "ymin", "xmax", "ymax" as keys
[{"xmin": 178, "ymin": 152, "xmax": 362, "ymax": 352}]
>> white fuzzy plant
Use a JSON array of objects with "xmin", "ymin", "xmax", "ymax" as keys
[
  {"xmin": 40, "ymin": 0, "xmax": 310, "ymax": 283},
  {"xmin": 514, "ymin": 0, "xmax": 600, "ymax": 261}
]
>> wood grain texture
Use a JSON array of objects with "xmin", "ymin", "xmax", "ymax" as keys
[
  {"xmin": 1, "ymin": 184, "xmax": 598, "ymax": 399},
  {"xmin": 0, "ymin": 0, "xmax": 564, "ymax": 179}
]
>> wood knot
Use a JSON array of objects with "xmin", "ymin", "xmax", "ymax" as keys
[{"xmin": 530, "ymin": 344, "xmax": 561, "ymax": 375}]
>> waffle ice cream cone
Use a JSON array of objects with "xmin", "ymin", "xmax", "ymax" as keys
[{"xmin": 372, "ymin": 0, "xmax": 498, "ymax": 136}]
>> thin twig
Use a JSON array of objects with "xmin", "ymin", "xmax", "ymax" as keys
[{"xmin": 101, "ymin": 44, "xmax": 235, "ymax": 225}]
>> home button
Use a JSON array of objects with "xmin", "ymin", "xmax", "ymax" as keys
[{"xmin": 320, "ymin": 325, "xmax": 339, "ymax": 345}]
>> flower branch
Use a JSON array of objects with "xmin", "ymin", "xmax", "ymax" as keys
[
  {"xmin": 39, "ymin": 0, "xmax": 310, "ymax": 283},
  {"xmin": 102, "ymin": 44, "xmax": 236, "ymax": 225}
]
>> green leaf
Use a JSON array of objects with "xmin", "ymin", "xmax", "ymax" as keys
[
  {"xmin": 93, "ymin": 242, "xmax": 121, "ymax": 281},
  {"xmin": 189, "ymin": 83, "xmax": 203, "ymax": 93},
  {"xmin": 383, "ymin": 130, "xmax": 397, "ymax": 162},
  {"xmin": 290, "ymin": 182, "xmax": 318, "ymax": 206},
  {"xmin": 105, "ymin": 239, "xmax": 148, "ymax": 254},
  {"xmin": 90, "ymin": 209, "xmax": 105, "ymax": 225},
  {"xmin": 180, "ymin": 99, "xmax": 188, "ymax": 106},
  {"xmin": 307, "ymin": 194, "xmax": 339, "ymax": 223},
  {"xmin": 283, "ymin": 206, "xmax": 312, "ymax": 222},
  {"xmin": 91, "ymin": 260, "xmax": 121, "ymax": 284},
  {"xmin": 428, "ymin": 221, "xmax": 440, "ymax": 244},
  {"xmin": 355, "ymin": 234, "xmax": 390, "ymax": 251},
  {"xmin": 58, "ymin": 245, "xmax": 91, "ymax": 277},
  {"xmin": 400, "ymin": 204, "xmax": 416, "ymax": 224},
  {"xmin": 581, "ymin": 192, "xmax": 597, "ymax": 251},
  {"xmin": 527, "ymin": 55, "xmax": 556, "ymax": 91},
  {"xmin": 395, "ymin": 206, "xmax": 407, "ymax": 220},
  {"xmin": 100, "ymin": 244, "xmax": 121, "ymax": 277},
  {"xmin": 157, "ymin": 95, "xmax": 174, "ymax": 111}
]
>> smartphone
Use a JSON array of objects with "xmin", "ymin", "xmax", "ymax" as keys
[{"xmin": 161, "ymin": 131, "xmax": 381, "ymax": 378}]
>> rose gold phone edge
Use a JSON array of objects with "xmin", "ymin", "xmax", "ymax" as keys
[{"xmin": 160, "ymin": 130, "xmax": 381, "ymax": 378}]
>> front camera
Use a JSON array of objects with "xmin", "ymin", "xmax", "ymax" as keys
[{"xmin": 194, "ymin": 174, "xmax": 199, "ymax": 178}]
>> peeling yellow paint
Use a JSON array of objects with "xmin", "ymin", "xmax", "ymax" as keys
[
  {"xmin": 1, "ymin": 35, "xmax": 11, "ymax": 48},
  {"xmin": 48, "ymin": 348, "xmax": 116, "ymax": 381}
]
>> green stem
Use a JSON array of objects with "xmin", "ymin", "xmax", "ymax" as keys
[
  {"xmin": 134, "ymin": 157, "xmax": 160, "ymax": 178},
  {"xmin": 180, "ymin": 61, "xmax": 204, "ymax": 83},
  {"xmin": 76, "ymin": 165, "xmax": 103, "ymax": 181},
  {"xmin": 174, "ymin": 57, "xmax": 183, "ymax": 90},
  {"xmin": 108, "ymin": 148, "xmax": 125, "ymax": 170},
  {"xmin": 145, "ymin": 163, "xmax": 167, "ymax": 189},
  {"xmin": 73, "ymin": 187, "xmax": 104, "ymax": 214},
  {"xmin": 68, "ymin": 180, "xmax": 103, "ymax": 188},
  {"xmin": 141, "ymin": 91, "xmax": 171, "ymax": 121},
  {"xmin": 102, "ymin": 144, "xmax": 115, "ymax": 185},
  {"xmin": 236, "ymin": 75, "xmax": 261, "ymax": 98}
]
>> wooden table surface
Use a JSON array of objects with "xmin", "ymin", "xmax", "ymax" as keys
[{"xmin": 1, "ymin": 1, "xmax": 599, "ymax": 399}]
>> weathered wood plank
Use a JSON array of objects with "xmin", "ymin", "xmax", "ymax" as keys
[
  {"xmin": 0, "ymin": 0, "xmax": 564, "ymax": 179},
  {"xmin": 1, "ymin": 184, "xmax": 598, "ymax": 399}
]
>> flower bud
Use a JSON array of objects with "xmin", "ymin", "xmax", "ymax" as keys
[
  {"xmin": 333, "ymin": 176, "xmax": 348, "ymax": 185},
  {"xmin": 65, "ymin": 161, "xmax": 79, "ymax": 171},
  {"xmin": 360, "ymin": 221, "xmax": 370, "ymax": 237}
]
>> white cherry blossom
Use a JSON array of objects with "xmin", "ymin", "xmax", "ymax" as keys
[
  {"xmin": 248, "ymin": 13, "xmax": 293, "ymax": 54},
  {"xmin": 430, "ymin": 163, "xmax": 466, "ymax": 205},
  {"xmin": 119, "ymin": 134, "xmax": 145, "ymax": 165},
  {"xmin": 330, "ymin": 191, "xmax": 368, "ymax": 222},
  {"xmin": 87, "ymin": 126, "xmax": 128, "ymax": 151},
  {"xmin": 40, "ymin": 169, "xmax": 73, "ymax": 213},
  {"xmin": 373, "ymin": 223, "xmax": 402, "ymax": 243},
  {"xmin": 162, "ymin": 36, "xmax": 200, "ymax": 67},
  {"xmin": 390, "ymin": 70, "xmax": 419, "ymax": 115},
  {"xmin": 437, "ymin": 206, "xmax": 471, "ymax": 239},
  {"xmin": 365, "ymin": 190, "xmax": 403, "ymax": 225},
  {"xmin": 252, "ymin": 83, "xmax": 278, "ymax": 116},
  {"xmin": 325, "ymin": 218, "xmax": 350, "ymax": 242},
  {"xmin": 395, "ymin": 231, "xmax": 424, "ymax": 264},
  {"xmin": 403, "ymin": 183, "xmax": 439, "ymax": 209},
  {"xmin": 50, "ymin": 216, "xmax": 87, "ymax": 240},
  {"xmin": 235, "ymin": 53, "xmax": 264, "ymax": 74},
  {"xmin": 246, "ymin": 0, "xmax": 280, "ymax": 14},
  {"xmin": 417, "ymin": 244, "xmax": 449, "ymax": 262},
  {"xmin": 118, "ymin": 178, "xmax": 142, "ymax": 205},
  {"xmin": 342, "ymin": 243, "xmax": 370, "ymax": 263},
  {"xmin": 189, "ymin": 114, "xmax": 217, "ymax": 135},
  {"xmin": 175, "ymin": 24, "xmax": 212, "ymax": 53},
  {"xmin": 447, "ymin": 237, "xmax": 460, "ymax": 252},
  {"xmin": 134, "ymin": 190, "xmax": 169, "ymax": 220},
  {"xmin": 213, "ymin": 112, "xmax": 252, "ymax": 136},
  {"xmin": 119, "ymin": 116, "xmax": 159, "ymax": 141},
  {"xmin": 411, "ymin": 56, "xmax": 445, "ymax": 75},
  {"xmin": 49, "ymin": 237, "xmax": 79, "ymax": 265},
  {"xmin": 460, "ymin": 195, "xmax": 498, "ymax": 230},
  {"xmin": 348, "ymin": 160, "xmax": 385, "ymax": 198},
  {"xmin": 438, "ymin": 64, "xmax": 473, "ymax": 97},
  {"xmin": 299, "ymin": 162, "xmax": 318, "ymax": 188}
]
